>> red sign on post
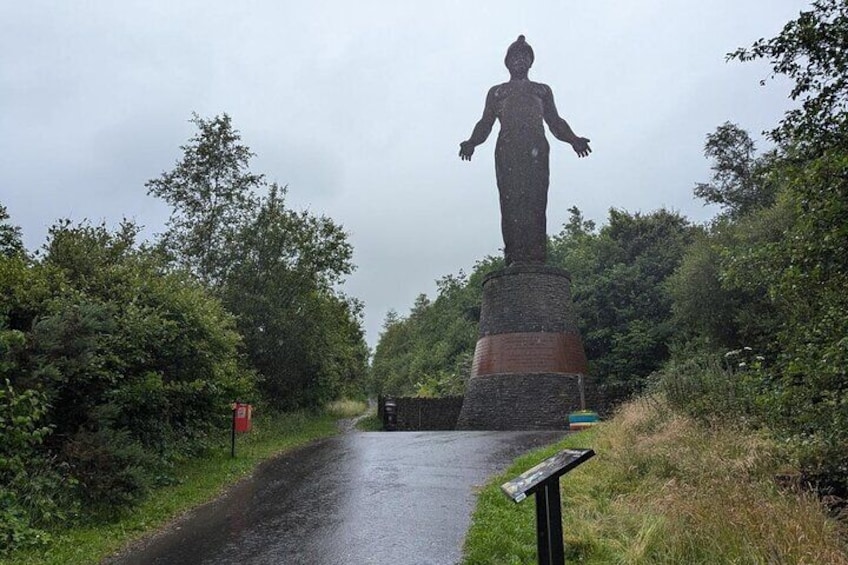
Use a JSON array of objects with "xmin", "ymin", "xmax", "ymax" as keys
[{"xmin": 234, "ymin": 402, "xmax": 252, "ymax": 433}]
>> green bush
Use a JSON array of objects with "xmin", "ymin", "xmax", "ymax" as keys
[
  {"xmin": 652, "ymin": 350, "xmax": 762, "ymax": 426},
  {"xmin": 62, "ymin": 428, "xmax": 154, "ymax": 511},
  {"xmin": 0, "ymin": 218, "xmax": 258, "ymax": 553},
  {"xmin": 0, "ymin": 381, "xmax": 64, "ymax": 554}
]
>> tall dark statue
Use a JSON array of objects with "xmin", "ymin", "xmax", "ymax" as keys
[{"xmin": 459, "ymin": 35, "xmax": 591, "ymax": 266}]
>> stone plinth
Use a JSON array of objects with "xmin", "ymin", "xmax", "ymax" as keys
[{"xmin": 456, "ymin": 265, "xmax": 593, "ymax": 430}]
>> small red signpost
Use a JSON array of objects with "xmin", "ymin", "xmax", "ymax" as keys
[
  {"xmin": 231, "ymin": 401, "xmax": 253, "ymax": 457},
  {"xmin": 234, "ymin": 402, "xmax": 252, "ymax": 432}
]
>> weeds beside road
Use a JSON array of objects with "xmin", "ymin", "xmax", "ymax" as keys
[
  {"xmin": 463, "ymin": 397, "xmax": 848, "ymax": 564},
  {"xmin": 2, "ymin": 407, "xmax": 357, "ymax": 565}
]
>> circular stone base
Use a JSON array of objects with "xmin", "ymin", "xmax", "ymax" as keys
[
  {"xmin": 478, "ymin": 265, "xmax": 580, "ymax": 336},
  {"xmin": 455, "ymin": 373, "xmax": 588, "ymax": 430},
  {"xmin": 471, "ymin": 265, "xmax": 588, "ymax": 377}
]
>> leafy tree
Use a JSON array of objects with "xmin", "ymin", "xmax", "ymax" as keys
[
  {"xmin": 0, "ymin": 216, "xmax": 254, "ymax": 548},
  {"xmin": 218, "ymin": 184, "xmax": 358, "ymax": 408},
  {"xmin": 148, "ymin": 114, "xmax": 368, "ymax": 408},
  {"xmin": 551, "ymin": 208, "xmax": 696, "ymax": 401},
  {"xmin": 669, "ymin": 0, "xmax": 848, "ymax": 495},
  {"xmin": 729, "ymin": 0, "xmax": 848, "ymax": 153},
  {"xmin": 0, "ymin": 203, "xmax": 24, "ymax": 258},
  {"xmin": 671, "ymin": 124, "xmax": 792, "ymax": 356},
  {"xmin": 146, "ymin": 113, "xmax": 261, "ymax": 286},
  {"xmin": 767, "ymin": 153, "xmax": 848, "ymax": 491},
  {"xmin": 370, "ymin": 257, "xmax": 500, "ymax": 397},
  {"xmin": 33, "ymin": 219, "xmax": 252, "ymax": 449},
  {"xmin": 0, "ymin": 379, "xmax": 59, "ymax": 553},
  {"xmin": 693, "ymin": 122, "xmax": 779, "ymax": 218},
  {"xmin": 371, "ymin": 309, "xmax": 414, "ymax": 395}
]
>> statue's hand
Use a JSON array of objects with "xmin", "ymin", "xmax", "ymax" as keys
[
  {"xmin": 459, "ymin": 141, "xmax": 475, "ymax": 161},
  {"xmin": 571, "ymin": 137, "xmax": 592, "ymax": 158}
]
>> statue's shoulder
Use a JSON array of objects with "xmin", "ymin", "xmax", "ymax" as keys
[
  {"xmin": 529, "ymin": 81, "xmax": 553, "ymax": 96},
  {"xmin": 489, "ymin": 82, "xmax": 511, "ymax": 99}
]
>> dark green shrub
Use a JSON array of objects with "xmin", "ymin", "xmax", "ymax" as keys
[
  {"xmin": 62, "ymin": 428, "xmax": 154, "ymax": 510},
  {"xmin": 0, "ymin": 381, "xmax": 67, "ymax": 554},
  {"xmin": 652, "ymin": 350, "xmax": 762, "ymax": 426}
]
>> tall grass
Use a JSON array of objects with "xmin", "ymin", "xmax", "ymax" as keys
[
  {"xmin": 355, "ymin": 414, "xmax": 384, "ymax": 431},
  {"xmin": 325, "ymin": 398, "xmax": 368, "ymax": 419},
  {"xmin": 464, "ymin": 398, "xmax": 848, "ymax": 564},
  {"xmin": 652, "ymin": 351, "xmax": 760, "ymax": 425}
]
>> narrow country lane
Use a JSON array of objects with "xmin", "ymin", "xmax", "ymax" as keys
[{"xmin": 108, "ymin": 430, "xmax": 565, "ymax": 565}]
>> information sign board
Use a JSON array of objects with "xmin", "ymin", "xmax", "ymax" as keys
[{"xmin": 501, "ymin": 448, "xmax": 594, "ymax": 502}]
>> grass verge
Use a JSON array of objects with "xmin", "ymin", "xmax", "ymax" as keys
[
  {"xmin": 326, "ymin": 398, "xmax": 368, "ymax": 419},
  {"xmin": 355, "ymin": 413, "xmax": 383, "ymax": 431},
  {"xmin": 1, "ymin": 409, "xmax": 338, "ymax": 565},
  {"xmin": 463, "ymin": 397, "xmax": 848, "ymax": 564}
]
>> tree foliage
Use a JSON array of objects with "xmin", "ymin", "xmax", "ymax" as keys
[
  {"xmin": 670, "ymin": 125, "xmax": 794, "ymax": 357},
  {"xmin": 736, "ymin": 0, "xmax": 848, "ymax": 493},
  {"xmin": 693, "ymin": 122, "xmax": 779, "ymax": 218},
  {"xmin": 370, "ymin": 258, "xmax": 498, "ymax": 397},
  {"xmin": 729, "ymin": 0, "xmax": 848, "ymax": 153},
  {"xmin": 0, "ymin": 204, "xmax": 24, "ymax": 258},
  {"xmin": 670, "ymin": 0, "xmax": 848, "ymax": 498},
  {"xmin": 146, "ymin": 113, "xmax": 261, "ymax": 286},
  {"xmin": 371, "ymin": 208, "xmax": 694, "ymax": 404},
  {"xmin": 147, "ymin": 114, "xmax": 368, "ymax": 409},
  {"xmin": 1, "ymin": 112, "xmax": 369, "ymax": 553},
  {"xmin": 0, "ymin": 217, "xmax": 252, "ymax": 551},
  {"xmin": 552, "ymin": 207, "xmax": 696, "ymax": 401}
]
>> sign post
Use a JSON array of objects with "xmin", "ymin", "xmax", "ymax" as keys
[
  {"xmin": 230, "ymin": 401, "xmax": 253, "ymax": 458},
  {"xmin": 501, "ymin": 448, "xmax": 595, "ymax": 565},
  {"xmin": 231, "ymin": 403, "xmax": 237, "ymax": 457}
]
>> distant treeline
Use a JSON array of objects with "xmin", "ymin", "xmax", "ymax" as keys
[
  {"xmin": 370, "ymin": 206, "xmax": 694, "ymax": 403},
  {"xmin": 0, "ymin": 114, "xmax": 368, "ymax": 552},
  {"xmin": 371, "ymin": 0, "xmax": 848, "ymax": 508}
]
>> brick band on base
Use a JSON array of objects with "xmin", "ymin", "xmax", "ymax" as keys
[
  {"xmin": 472, "ymin": 331, "xmax": 587, "ymax": 376},
  {"xmin": 456, "ymin": 265, "xmax": 595, "ymax": 430}
]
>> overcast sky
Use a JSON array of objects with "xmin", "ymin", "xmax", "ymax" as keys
[{"xmin": 1, "ymin": 1, "xmax": 808, "ymax": 347}]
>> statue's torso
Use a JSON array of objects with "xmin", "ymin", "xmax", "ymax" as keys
[{"xmin": 492, "ymin": 80, "xmax": 548, "ymax": 139}]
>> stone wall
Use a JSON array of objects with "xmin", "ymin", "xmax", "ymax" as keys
[
  {"xmin": 387, "ymin": 396, "xmax": 465, "ymax": 431},
  {"xmin": 458, "ymin": 373, "xmax": 598, "ymax": 430}
]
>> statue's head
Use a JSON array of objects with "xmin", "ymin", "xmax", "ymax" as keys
[{"xmin": 505, "ymin": 35, "xmax": 534, "ymax": 77}]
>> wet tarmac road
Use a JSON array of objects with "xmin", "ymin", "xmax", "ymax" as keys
[{"xmin": 111, "ymin": 430, "xmax": 565, "ymax": 565}]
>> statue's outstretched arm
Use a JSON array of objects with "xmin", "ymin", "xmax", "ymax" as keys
[
  {"xmin": 542, "ymin": 86, "xmax": 592, "ymax": 158},
  {"xmin": 459, "ymin": 87, "xmax": 497, "ymax": 161}
]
